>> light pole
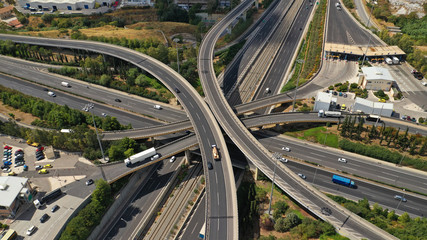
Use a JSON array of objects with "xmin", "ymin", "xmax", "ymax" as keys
[
  {"xmin": 291, "ymin": 59, "xmax": 304, "ymax": 112},
  {"xmin": 360, "ymin": 2, "xmax": 377, "ymax": 67},
  {"xmin": 395, "ymin": 189, "xmax": 406, "ymax": 211},
  {"xmin": 267, "ymin": 152, "xmax": 281, "ymax": 215},
  {"xmin": 83, "ymin": 103, "xmax": 107, "ymax": 180},
  {"xmin": 173, "ymin": 38, "xmax": 180, "ymax": 74}
]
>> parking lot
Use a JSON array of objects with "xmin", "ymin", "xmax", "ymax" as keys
[{"xmin": 1, "ymin": 135, "xmax": 100, "ymax": 239}]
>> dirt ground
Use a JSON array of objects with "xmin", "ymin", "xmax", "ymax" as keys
[{"xmin": 0, "ymin": 102, "xmax": 38, "ymax": 125}]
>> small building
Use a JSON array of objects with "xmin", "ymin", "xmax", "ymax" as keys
[
  {"xmin": 353, "ymin": 97, "xmax": 394, "ymax": 117},
  {"xmin": 17, "ymin": 0, "xmax": 116, "ymax": 11},
  {"xmin": 314, "ymin": 92, "xmax": 337, "ymax": 112},
  {"xmin": 121, "ymin": 0, "xmax": 152, "ymax": 7},
  {"xmin": 0, "ymin": 176, "xmax": 33, "ymax": 218},
  {"xmin": 0, "ymin": 6, "xmax": 14, "ymax": 20},
  {"xmin": 359, "ymin": 67, "xmax": 394, "ymax": 91}
]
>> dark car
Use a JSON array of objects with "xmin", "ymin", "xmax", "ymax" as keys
[
  {"xmin": 114, "ymin": 98, "xmax": 121, "ymax": 102},
  {"xmin": 40, "ymin": 213, "xmax": 49, "ymax": 223},
  {"xmin": 86, "ymin": 179, "xmax": 94, "ymax": 186},
  {"xmin": 175, "ymin": 88, "xmax": 180, "ymax": 93},
  {"xmin": 36, "ymin": 155, "xmax": 45, "ymax": 161},
  {"xmin": 43, "ymin": 88, "xmax": 49, "ymax": 91},
  {"xmin": 1, "ymin": 165, "xmax": 9, "ymax": 169},
  {"xmin": 207, "ymin": 162, "xmax": 213, "ymax": 170},
  {"xmin": 51, "ymin": 205, "xmax": 59, "ymax": 212}
]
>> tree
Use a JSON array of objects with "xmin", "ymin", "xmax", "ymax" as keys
[
  {"xmin": 274, "ymin": 217, "xmax": 288, "ymax": 232},
  {"xmin": 92, "ymin": 179, "xmax": 112, "ymax": 206},
  {"xmin": 273, "ymin": 200, "xmax": 289, "ymax": 220},
  {"xmin": 99, "ymin": 74, "xmax": 112, "ymax": 86},
  {"xmin": 398, "ymin": 212, "xmax": 411, "ymax": 224}
]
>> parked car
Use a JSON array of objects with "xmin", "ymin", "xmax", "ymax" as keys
[
  {"xmin": 1, "ymin": 165, "xmax": 9, "ymax": 169},
  {"xmin": 37, "ymin": 146, "xmax": 44, "ymax": 152},
  {"xmin": 36, "ymin": 155, "xmax": 45, "ymax": 161},
  {"xmin": 3, "ymin": 146, "xmax": 12, "ymax": 150},
  {"xmin": 44, "ymin": 164, "xmax": 53, "ymax": 168},
  {"xmin": 2, "ymin": 168, "xmax": 11, "ymax": 173},
  {"xmin": 15, "ymin": 162, "xmax": 24, "ymax": 167},
  {"xmin": 38, "ymin": 169, "xmax": 49, "ymax": 174},
  {"xmin": 35, "ymin": 165, "xmax": 43, "ymax": 170},
  {"xmin": 40, "ymin": 213, "xmax": 49, "ymax": 223},
  {"xmin": 51, "ymin": 205, "xmax": 59, "ymax": 212},
  {"xmin": 3, "ymin": 161, "xmax": 12, "ymax": 166},
  {"xmin": 8, "ymin": 172, "xmax": 17, "ymax": 176},
  {"xmin": 86, "ymin": 179, "xmax": 94, "ymax": 186}
]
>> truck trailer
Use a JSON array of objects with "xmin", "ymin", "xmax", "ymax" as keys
[
  {"xmin": 332, "ymin": 175, "xmax": 356, "ymax": 188},
  {"xmin": 61, "ymin": 82, "xmax": 70, "ymax": 87},
  {"xmin": 33, "ymin": 188, "xmax": 62, "ymax": 208},
  {"xmin": 318, "ymin": 110, "xmax": 342, "ymax": 118},
  {"xmin": 125, "ymin": 147, "xmax": 156, "ymax": 167}
]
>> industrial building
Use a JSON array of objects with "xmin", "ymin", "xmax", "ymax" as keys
[
  {"xmin": 17, "ymin": 0, "xmax": 116, "ymax": 11},
  {"xmin": 353, "ymin": 97, "xmax": 394, "ymax": 117},
  {"xmin": 359, "ymin": 67, "xmax": 394, "ymax": 91},
  {"xmin": 314, "ymin": 92, "xmax": 337, "ymax": 112},
  {"xmin": 0, "ymin": 176, "xmax": 33, "ymax": 218}
]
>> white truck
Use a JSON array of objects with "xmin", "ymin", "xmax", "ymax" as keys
[
  {"xmin": 392, "ymin": 56, "xmax": 400, "ymax": 65},
  {"xmin": 125, "ymin": 147, "xmax": 156, "ymax": 167},
  {"xmin": 60, "ymin": 129, "xmax": 73, "ymax": 133},
  {"xmin": 318, "ymin": 110, "xmax": 342, "ymax": 117},
  {"xmin": 61, "ymin": 81, "xmax": 70, "ymax": 87},
  {"xmin": 47, "ymin": 91, "xmax": 56, "ymax": 97},
  {"xmin": 385, "ymin": 57, "xmax": 393, "ymax": 65}
]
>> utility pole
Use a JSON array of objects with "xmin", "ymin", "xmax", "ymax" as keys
[{"xmin": 267, "ymin": 152, "xmax": 281, "ymax": 215}]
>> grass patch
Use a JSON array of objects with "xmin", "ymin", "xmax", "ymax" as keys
[{"xmin": 287, "ymin": 126, "xmax": 339, "ymax": 148}]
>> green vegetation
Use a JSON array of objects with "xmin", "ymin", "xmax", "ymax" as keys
[
  {"xmin": 60, "ymin": 179, "xmax": 113, "ymax": 240},
  {"xmin": 237, "ymin": 180, "xmax": 260, "ymax": 238},
  {"xmin": 373, "ymin": 0, "xmax": 427, "ymax": 75},
  {"xmin": 287, "ymin": 126, "xmax": 339, "ymax": 148},
  {"xmin": 282, "ymin": 0, "xmax": 327, "ymax": 92},
  {"xmin": 328, "ymin": 194, "xmax": 427, "ymax": 240},
  {"xmin": 0, "ymin": 85, "xmax": 126, "ymax": 130},
  {"xmin": 342, "ymin": 0, "xmax": 354, "ymax": 9},
  {"xmin": 214, "ymin": 41, "xmax": 246, "ymax": 75},
  {"xmin": 373, "ymin": 90, "xmax": 389, "ymax": 100}
]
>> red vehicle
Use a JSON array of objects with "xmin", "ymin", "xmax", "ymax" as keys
[
  {"xmin": 36, "ymin": 146, "xmax": 44, "ymax": 152},
  {"xmin": 3, "ymin": 146, "xmax": 12, "ymax": 150}
]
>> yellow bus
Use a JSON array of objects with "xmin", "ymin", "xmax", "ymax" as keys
[{"xmin": 1, "ymin": 229, "xmax": 17, "ymax": 240}]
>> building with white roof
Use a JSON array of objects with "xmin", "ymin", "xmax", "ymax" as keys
[
  {"xmin": 18, "ymin": 0, "xmax": 115, "ymax": 11},
  {"xmin": 353, "ymin": 97, "xmax": 394, "ymax": 117},
  {"xmin": 314, "ymin": 92, "xmax": 337, "ymax": 112},
  {"xmin": 0, "ymin": 176, "xmax": 33, "ymax": 218},
  {"xmin": 359, "ymin": 67, "xmax": 394, "ymax": 91}
]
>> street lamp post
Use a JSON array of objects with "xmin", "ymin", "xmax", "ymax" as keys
[
  {"xmin": 83, "ymin": 103, "xmax": 107, "ymax": 180},
  {"xmin": 291, "ymin": 59, "xmax": 304, "ymax": 112},
  {"xmin": 360, "ymin": 2, "xmax": 377, "ymax": 67},
  {"xmin": 173, "ymin": 38, "xmax": 180, "ymax": 74},
  {"xmin": 268, "ymin": 152, "xmax": 281, "ymax": 215}
]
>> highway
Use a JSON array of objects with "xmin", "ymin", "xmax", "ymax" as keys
[
  {"xmin": 198, "ymin": 0, "xmax": 397, "ymax": 238},
  {"xmin": 0, "ymin": 33, "xmax": 237, "ymax": 239},
  {"xmin": 326, "ymin": 0, "xmax": 382, "ymax": 45},
  {"xmin": 0, "ymin": 55, "xmax": 187, "ymax": 123}
]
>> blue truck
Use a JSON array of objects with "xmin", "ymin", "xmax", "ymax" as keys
[{"xmin": 332, "ymin": 175, "xmax": 356, "ymax": 188}]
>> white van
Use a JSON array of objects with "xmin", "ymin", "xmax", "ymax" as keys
[
  {"xmin": 26, "ymin": 225, "xmax": 37, "ymax": 236},
  {"xmin": 48, "ymin": 91, "xmax": 56, "ymax": 97},
  {"xmin": 154, "ymin": 105, "xmax": 162, "ymax": 110},
  {"xmin": 61, "ymin": 82, "xmax": 70, "ymax": 87},
  {"xmin": 151, "ymin": 154, "xmax": 160, "ymax": 161}
]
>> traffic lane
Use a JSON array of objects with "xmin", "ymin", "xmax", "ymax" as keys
[
  {"xmin": 255, "ymin": 132, "xmax": 427, "ymax": 194},
  {"xmin": 0, "ymin": 55, "xmax": 187, "ymax": 123},
  {"xmin": 105, "ymin": 161, "xmax": 178, "ymax": 240},
  {"xmin": 284, "ymin": 161, "xmax": 427, "ymax": 217},
  {"xmin": 181, "ymin": 196, "xmax": 206, "ymax": 240},
  {"xmin": 254, "ymin": 0, "xmax": 314, "ymax": 103},
  {"xmin": 327, "ymin": 0, "xmax": 381, "ymax": 45},
  {"xmin": 0, "ymin": 73, "xmax": 160, "ymax": 128}
]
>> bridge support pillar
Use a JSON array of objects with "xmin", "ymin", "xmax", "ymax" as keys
[
  {"xmin": 184, "ymin": 150, "xmax": 191, "ymax": 165},
  {"xmin": 254, "ymin": 0, "xmax": 259, "ymax": 9},
  {"xmin": 254, "ymin": 167, "xmax": 259, "ymax": 180}
]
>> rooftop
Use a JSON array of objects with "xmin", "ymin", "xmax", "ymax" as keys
[
  {"xmin": 0, "ymin": 176, "xmax": 28, "ymax": 208},
  {"xmin": 361, "ymin": 67, "xmax": 394, "ymax": 81},
  {"xmin": 316, "ymin": 92, "xmax": 333, "ymax": 103}
]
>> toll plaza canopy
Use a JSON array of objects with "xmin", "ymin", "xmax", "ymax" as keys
[{"xmin": 325, "ymin": 43, "xmax": 405, "ymax": 58}]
